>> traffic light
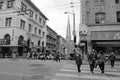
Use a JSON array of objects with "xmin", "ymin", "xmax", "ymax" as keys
[{"xmin": 74, "ymin": 36, "xmax": 76, "ymax": 43}]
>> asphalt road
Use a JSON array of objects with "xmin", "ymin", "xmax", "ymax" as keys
[
  {"xmin": 0, "ymin": 59, "xmax": 63, "ymax": 80},
  {"xmin": 0, "ymin": 59, "xmax": 120, "ymax": 80}
]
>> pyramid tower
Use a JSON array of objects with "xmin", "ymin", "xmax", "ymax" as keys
[{"xmin": 65, "ymin": 15, "xmax": 74, "ymax": 58}]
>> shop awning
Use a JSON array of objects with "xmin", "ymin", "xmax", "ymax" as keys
[{"xmin": 96, "ymin": 42, "xmax": 120, "ymax": 45}]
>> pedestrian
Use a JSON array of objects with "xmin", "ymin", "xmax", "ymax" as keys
[
  {"xmin": 75, "ymin": 52, "xmax": 82, "ymax": 75},
  {"xmin": 27, "ymin": 51, "xmax": 30, "ymax": 59},
  {"xmin": 109, "ymin": 52, "xmax": 116, "ymax": 67},
  {"xmin": 56, "ymin": 53, "xmax": 60, "ymax": 62},
  {"xmin": 88, "ymin": 51, "xmax": 97, "ymax": 73},
  {"xmin": 96, "ymin": 51, "xmax": 106, "ymax": 73}
]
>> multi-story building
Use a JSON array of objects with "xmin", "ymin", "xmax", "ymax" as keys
[
  {"xmin": 46, "ymin": 25, "xmax": 57, "ymax": 56},
  {"xmin": 81, "ymin": 0, "xmax": 120, "ymax": 59},
  {"xmin": 56, "ymin": 35, "xmax": 66, "ymax": 57},
  {"xmin": 0, "ymin": 0, "xmax": 48, "ymax": 58}
]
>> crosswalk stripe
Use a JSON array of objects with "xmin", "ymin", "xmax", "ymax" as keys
[
  {"xmin": 52, "ymin": 63, "xmax": 120, "ymax": 80},
  {"xmin": 63, "ymin": 65, "xmax": 119, "ymax": 72},
  {"xmin": 55, "ymin": 73, "xmax": 110, "ymax": 79},
  {"xmin": 60, "ymin": 69, "xmax": 120, "ymax": 75},
  {"xmin": 55, "ymin": 73, "xmax": 120, "ymax": 80}
]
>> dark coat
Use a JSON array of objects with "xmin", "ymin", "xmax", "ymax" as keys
[
  {"xmin": 109, "ymin": 54, "xmax": 116, "ymax": 61},
  {"xmin": 75, "ymin": 54, "xmax": 82, "ymax": 65}
]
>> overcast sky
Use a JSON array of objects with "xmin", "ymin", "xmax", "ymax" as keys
[{"xmin": 31, "ymin": 0, "xmax": 80, "ymax": 42}]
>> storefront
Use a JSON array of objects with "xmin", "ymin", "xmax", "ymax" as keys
[{"xmin": 90, "ymin": 31, "xmax": 120, "ymax": 59}]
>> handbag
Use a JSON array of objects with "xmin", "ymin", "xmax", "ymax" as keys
[{"xmin": 96, "ymin": 60, "xmax": 103, "ymax": 65}]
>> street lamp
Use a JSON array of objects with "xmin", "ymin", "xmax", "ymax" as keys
[{"xmin": 64, "ymin": 12, "xmax": 76, "ymax": 53}]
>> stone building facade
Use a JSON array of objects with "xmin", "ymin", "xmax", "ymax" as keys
[
  {"xmin": 0, "ymin": 0, "xmax": 48, "ymax": 58},
  {"xmin": 46, "ymin": 25, "xmax": 57, "ymax": 56},
  {"xmin": 81, "ymin": 0, "xmax": 120, "ymax": 59}
]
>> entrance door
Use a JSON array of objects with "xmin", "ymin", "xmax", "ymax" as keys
[{"xmin": 18, "ymin": 47, "xmax": 23, "ymax": 56}]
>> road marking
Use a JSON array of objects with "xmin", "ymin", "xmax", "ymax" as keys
[
  {"xmin": 55, "ymin": 73, "xmax": 120, "ymax": 80},
  {"xmin": 52, "ymin": 63, "xmax": 120, "ymax": 80},
  {"xmin": 60, "ymin": 69, "xmax": 120, "ymax": 75},
  {"xmin": 55, "ymin": 73, "xmax": 108, "ymax": 79}
]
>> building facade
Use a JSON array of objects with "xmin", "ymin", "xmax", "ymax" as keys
[
  {"xmin": 56, "ymin": 35, "xmax": 66, "ymax": 57},
  {"xmin": 46, "ymin": 25, "xmax": 57, "ymax": 56},
  {"xmin": 0, "ymin": 0, "xmax": 48, "ymax": 58},
  {"xmin": 81, "ymin": 0, "xmax": 120, "ymax": 59}
]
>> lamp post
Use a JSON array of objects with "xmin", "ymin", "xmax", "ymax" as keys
[{"xmin": 65, "ymin": 12, "xmax": 76, "ymax": 52}]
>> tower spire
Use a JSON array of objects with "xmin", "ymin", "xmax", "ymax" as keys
[{"xmin": 66, "ymin": 15, "xmax": 71, "ymax": 41}]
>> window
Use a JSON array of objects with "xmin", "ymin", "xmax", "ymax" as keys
[
  {"xmin": 0, "ymin": 2, "xmax": 3, "ymax": 9},
  {"xmin": 39, "ymin": 17, "xmax": 42, "ymax": 23},
  {"xmin": 21, "ymin": 2, "xmax": 27, "ymax": 12},
  {"xmin": 29, "ymin": 9, "xmax": 33, "ymax": 17},
  {"xmin": 20, "ymin": 20, "xmax": 25, "ymax": 29},
  {"xmin": 35, "ymin": 14, "xmax": 37, "ymax": 20},
  {"xmin": 115, "ymin": 0, "xmax": 119, "ymax": 4},
  {"xmin": 28, "ymin": 24, "xmax": 32, "ymax": 32},
  {"xmin": 43, "ymin": 21, "xmax": 45, "ymax": 26},
  {"xmin": 94, "ymin": 0, "xmax": 105, "ymax": 5},
  {"xmin": 38, "ymin": 40, "xmax": 40, "ymax": 46},
  {"xmin": 116, "ymin": 11, "xmax": 120, "ymax": 22},
  {"xmin": 7, "ymin": 0, "xmax": 15, "ymax": 8},
  {"xmin": 34, "ymin": 27, "xmax": 37, "ymax": 33},
  {"xmin": 6, "ymin": 18, "xmax": 12, "ymax": 27},
  {"xmin": 95, "ymin": 12, "xmax": 106, "ymax": 24},
  {"xmin": 42, "ymin": 41, "xmax": 44, "ymax": 47},
  {"xmin": 39, "ymin": 29, "xmax": 41, "ymax": 35},
  {"xmin": 43, "ymin": 32, "xmax": 45, "ymax": 37}
]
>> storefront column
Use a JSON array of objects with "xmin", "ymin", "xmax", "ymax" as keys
[
  {"xmin": 87, "ymin": 40, "xmax": 92, "ymax": 54},
  {"xmin": 12, "ymin": 47, "xmax": 18, "ymax": 59}
]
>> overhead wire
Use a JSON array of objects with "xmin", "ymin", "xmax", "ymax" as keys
[
  {"xmin": 40, "ymin": 2, "xmax": 80, "ymax": 9},
  {"xmin": 41, "ymin": 6, "xmax": 80, "ymax": 12},
  {"xmin": 40, "ymin": 2, "xmax": 80, "ymax": 12}
]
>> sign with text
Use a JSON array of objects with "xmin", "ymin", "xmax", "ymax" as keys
[{"xmin": 91, "ymin": 31, "xmax": 120, "ymax": 40}]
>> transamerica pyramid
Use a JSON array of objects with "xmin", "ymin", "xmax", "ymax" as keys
[{"xmin": 65, "ymin": 15, "xmax": 74, "ymax": 58}]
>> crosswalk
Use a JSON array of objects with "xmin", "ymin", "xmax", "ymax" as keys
[{"xmin": 52, "ymin": 63, "xmax": 120, "ymax": 80}]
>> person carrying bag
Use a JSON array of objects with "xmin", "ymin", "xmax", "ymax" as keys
[{"xmin": 96, "ymin": 51, "xmax": 106, "ymax": 73}]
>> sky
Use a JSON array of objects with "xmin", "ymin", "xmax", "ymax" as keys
[{"xmin": 31, "ymin": 0, "xmax": 80, "ymax": 43}]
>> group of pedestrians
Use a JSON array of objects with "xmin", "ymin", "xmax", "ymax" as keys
[{"xmin": 75, "ymin": 50, "xmax": 116, "ymax": 75}]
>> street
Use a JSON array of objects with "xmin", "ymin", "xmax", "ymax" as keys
[{"xmin": 0, "ymin": 59, "xmax": 119, "ymax": 80}]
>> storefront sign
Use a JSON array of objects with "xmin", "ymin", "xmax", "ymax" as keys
[{"xmin": 91, "ymin": 31, "xmax": 120, "ymax": 40}]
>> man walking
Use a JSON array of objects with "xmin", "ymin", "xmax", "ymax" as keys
[
  {"xmin": 96, "ymin": 51, "xmax": 106, "ymax": 73},
  {"xmin": 75, "ymin": 52, "xmax": 82, "ymax": 75},
  {"xmin": 109, "ymin": 52, "xmax": 116, "ymax": 67},
  {"xmin": 88, "ymin": 51, "xmax": 96, "ymax": 73}
]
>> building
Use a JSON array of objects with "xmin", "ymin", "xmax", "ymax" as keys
[
  {"xmin": 65, "ymin": 15, "xmax": 74, "ymax": 58},
  {"xmin": 81, "ymin": 0, "xmax": 120, "ymax": 59},
  {"xmin": 56, "ymin": 35, "xmax": 66, "ymax": 57},
  {"xmin": 46, "ymin": 25, "xmax": 57, "ymax": 56},
  {"xmin": 0, "ymin": 0, "xmax": 48, "ymax": 58}
]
